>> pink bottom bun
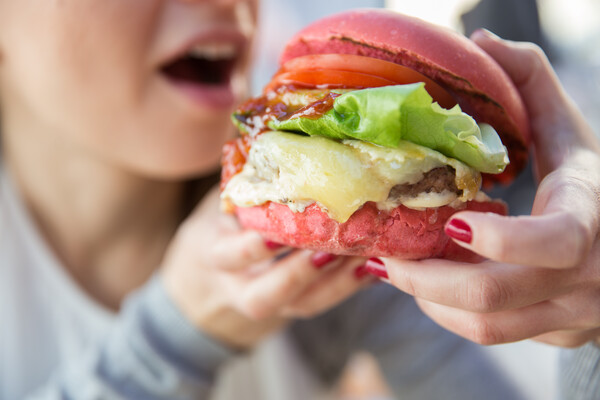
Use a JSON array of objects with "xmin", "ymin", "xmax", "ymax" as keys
[{"xmin": 236, "ymin": 200, "xmax": 507, "ymax": 262}]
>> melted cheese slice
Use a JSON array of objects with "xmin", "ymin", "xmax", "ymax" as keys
[{"xmin": 222, "ymin": 131, "xmax": 481, "ymax": 223}]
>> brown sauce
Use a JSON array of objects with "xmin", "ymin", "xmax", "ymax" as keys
[{"xmin": 281, "ymin": 92, "xmax": 341, "ymax": 121}]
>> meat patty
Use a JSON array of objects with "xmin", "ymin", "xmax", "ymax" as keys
[{"xmin": 388, "ymin": 166, "xmax": 459, "ymax": 200}]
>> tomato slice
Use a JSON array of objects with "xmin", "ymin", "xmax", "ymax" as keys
[
  {"xmin": 221, "ymin": 135, "xmax": 252, "ymax": 190},
  {"xmin": 273, "ymin": 54, "xmax": 456, "ymax": 109},
  {"xmin": 265, "ymin": 69, "xmax": 398, "ymax": 92}
]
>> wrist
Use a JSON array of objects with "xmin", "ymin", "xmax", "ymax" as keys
[
  {"xmin": 195, "ymin": 303, "xmax": 287, "ymax": 350},
  {"xmin": 125, "ymin": 275, "xmax": 237, "ymax": 380}
]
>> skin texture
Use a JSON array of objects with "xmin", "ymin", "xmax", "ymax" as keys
[
  {"xmin": 0, "ymin": 0, "xmax": 254, "ymax": 179},
  {"xmin": 0, "ymin": 0, "xmax": 372, "ymax": 350},
  {"xmin": 378, "ymin": 30, "xmax": 600, "ymax": 347}
]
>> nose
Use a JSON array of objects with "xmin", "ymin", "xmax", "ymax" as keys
[{"xmin": 174, "ymin": 0, "xmax": 257, "ymax": 17}]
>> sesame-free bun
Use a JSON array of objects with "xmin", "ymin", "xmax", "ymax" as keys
[{"xmin": 236, "ymin": 200, "xmax": 507, "ymax": 262}]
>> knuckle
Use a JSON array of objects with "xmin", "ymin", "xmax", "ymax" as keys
[
  {"xmin": 510, "ymin": 42, "xmax": 550, "ymax": 88},
  {"xmin": 468, "ymin": 316, "xmax": 504, "ymax": 345},
  {"xmin": 244, "ymin": 232, "xmax": 268, "ymax": 258},
  {"xmin": 238, "ymin": 246, "xmax": 256, "ymax": 263},
  {"xmin": 467, "ymin": 274, "xmax": 508, "ymax": 313},
  {"xmin": 276, "ymin": 271, "xmax": 303, "ymax": 298},
  {"xmin": 527, "ymin": 42, "xmax": 546, "ymax": 59},
  {"xmin": 565, "ymin": 217, "xmax": 592, "ymax": 267},
  {"xmin": 239, "ymin": 294, "xmax": 274, "ymax": 321},
  {"xmin": 397, "ymin": 268, "xmax": 417, "ymax": 296},
  {"xmin": 519, "ymin": 42, "xmax": 547, "ymax": 68}
]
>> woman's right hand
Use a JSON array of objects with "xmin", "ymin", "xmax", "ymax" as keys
[
  {"xmin": 160, "ymin": 187, "xmax": 372, "ymax": 349},
  {"xmin": 369, "ymin": 30, "xmax": 600, "ymax": 348}
]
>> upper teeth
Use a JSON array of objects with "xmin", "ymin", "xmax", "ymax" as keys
[{"xmin": 188, "ymin": 43, "xmax": 237, "ymax": 60}]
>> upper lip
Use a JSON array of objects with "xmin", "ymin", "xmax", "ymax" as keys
[{"xmin": 159, "ymin": 27, "xmax": 249, "ymax": 68}]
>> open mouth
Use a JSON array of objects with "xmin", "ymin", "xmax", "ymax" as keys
[{"xmin": 161, "ymin": 43, "xmax": 239, "ymax": 86}]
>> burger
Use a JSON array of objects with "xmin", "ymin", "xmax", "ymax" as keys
[{"xmin": 220, "ymin": 9, "xmax": 529, "ymax": 261}]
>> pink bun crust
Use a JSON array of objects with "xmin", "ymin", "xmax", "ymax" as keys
[
  {"xmin": 236, "ymin": 200, "xmax": 507, "ymax": 262},
  {"xmin": 280, "ymin": 9, "xmax": 530, "ymax": 185}
]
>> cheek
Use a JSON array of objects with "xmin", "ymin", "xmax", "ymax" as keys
[
  {"xmin": 0, "ymin": 1, "xmax": 149, "ymax": 144},
  {"xmin": 0, "ymin": 0, "xmax": 240, "ymax": 180}
]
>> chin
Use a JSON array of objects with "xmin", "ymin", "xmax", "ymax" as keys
[
  {"xmin": 122, "ymin": 124, "xmax": 232, "ymax": 181},
  {"xmin": 128, "ymin": 156, "xmax": 221, "ymax": 181}
]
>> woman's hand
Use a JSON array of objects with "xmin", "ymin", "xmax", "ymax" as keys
[
  {"xmin": 367, "ymin": 29, "xmax": 600, "ymax": 347},
  {"xmin": 160, "ymin": 187, "xmax": 373, "ymax": 349}
]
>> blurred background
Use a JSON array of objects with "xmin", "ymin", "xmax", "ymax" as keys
[{"xmin": 251, "ymin": 1, "xmax": 600, "ymax": 399}]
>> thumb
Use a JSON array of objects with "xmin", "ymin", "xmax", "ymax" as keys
[
  {"xmin": 471, "ymin": 29, "xmax": 597, "ymax": 176},
  {"xmin": 471, "ymin": 29, "xmax": 567, "ymax": 121}
]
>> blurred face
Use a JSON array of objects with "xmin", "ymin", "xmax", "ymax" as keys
[{"xmin": 0, "ymin": 0, "xmax": 257, "ymax": 178}]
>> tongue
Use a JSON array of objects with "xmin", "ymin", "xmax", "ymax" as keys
[{"xmin": 162, "ymin": 56, "xmax": 234, "ymax": 85}]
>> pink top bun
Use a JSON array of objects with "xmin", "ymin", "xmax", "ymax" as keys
[{"xmin": 281, "ymin": 9, "xmax": 530, "ymax": 184}]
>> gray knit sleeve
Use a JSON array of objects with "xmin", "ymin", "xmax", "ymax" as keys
[
  {"xmin": 26, "ymin": 276, "xmax": 235, "ymax": 400},
  {"xmin": 560, "ymin": 343, "xmax": 600, "ymax": 400}
]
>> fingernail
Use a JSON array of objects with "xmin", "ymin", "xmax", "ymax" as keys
[
  {"xmin": 311, "ymin": 252, "xmax": 337, "ymax": 269},
  {"xmin": 354, "ymin": 265, "xmax": 369, "ymax": 280},
  {"xmin": 445, "ymin": 218, "xmax": 473, "ymax": 244},
  {"xmin": 365, "ymin": 257, "xmax": 388, "ymax": 279},
  {"xmin": 265, "ymin": 240, "xmax": 284, "ymax": 250},
  {"xmin": 473, "ymin": 28, "xmax": 500, "ymax": 39}
]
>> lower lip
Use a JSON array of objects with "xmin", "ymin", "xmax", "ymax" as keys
[{"xmin": 164, "ymin": 77, "xmax": 237, "ymax": 110}]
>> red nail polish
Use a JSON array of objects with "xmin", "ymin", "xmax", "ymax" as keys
[
  {"xmin": 311, "ymin": 252, "xmax": 336, "ymax": 268},
  {"xmin": 365, "ymin": 258, "xmax": 388, "ymax": 279},
  {"xmin": 354, "ymin": 265, "xmax": 369, "ymax": 279},
  {"xmin": 445, "ymin": 218, "xmax": 473, "ymax": 244},
  {"xmin": 265, "ymin": 240, "xmax": 283, "ymax": 250}
]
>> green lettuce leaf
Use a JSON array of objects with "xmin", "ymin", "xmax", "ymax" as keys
[{"xmin": 268, "ymin": 83, "xmax": 509, "ymax": 174}]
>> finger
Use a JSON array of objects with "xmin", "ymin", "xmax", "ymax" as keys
[
  {"xmin": 471, "ymin": 30, "xmax": 600, "ymax": 173},
  {"xmin": 178, "ymin": 186, "xmax": 283, "ymax": 270},
  {"xmin": 211, "ymin": 229, "xmax": 287, "ymax": 271},
  {"xmin": 233, "ymin": 251, "xmax": 341, "ymax": 319},
  {"xmin": 471, "ymin": 29, "xmax": 567, "ymax": 120},
  {"xmin": 382, "ymin": 257, "xmax": 576, "ymax": 313},
  {"xmin": 534, "ymin": 327, "xmax": 600, "ymax": 348},
  {"xmin": 414, "ymin": 297, "xmax": 576, "ymax": 345},
  {"xmin": 446, "ymin": 166, "xmax": 600, "ymax": 269},
  {"xmin": 281, "ymin": 258, "xmax": 374, "ymax": 318},
  {"xmin": 446, "ymin": 206, "xmax": 597, "ymax": 269},
  {"xmin": 414, "ymin": 285, "xmax": 600, "ymax": 345}
]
